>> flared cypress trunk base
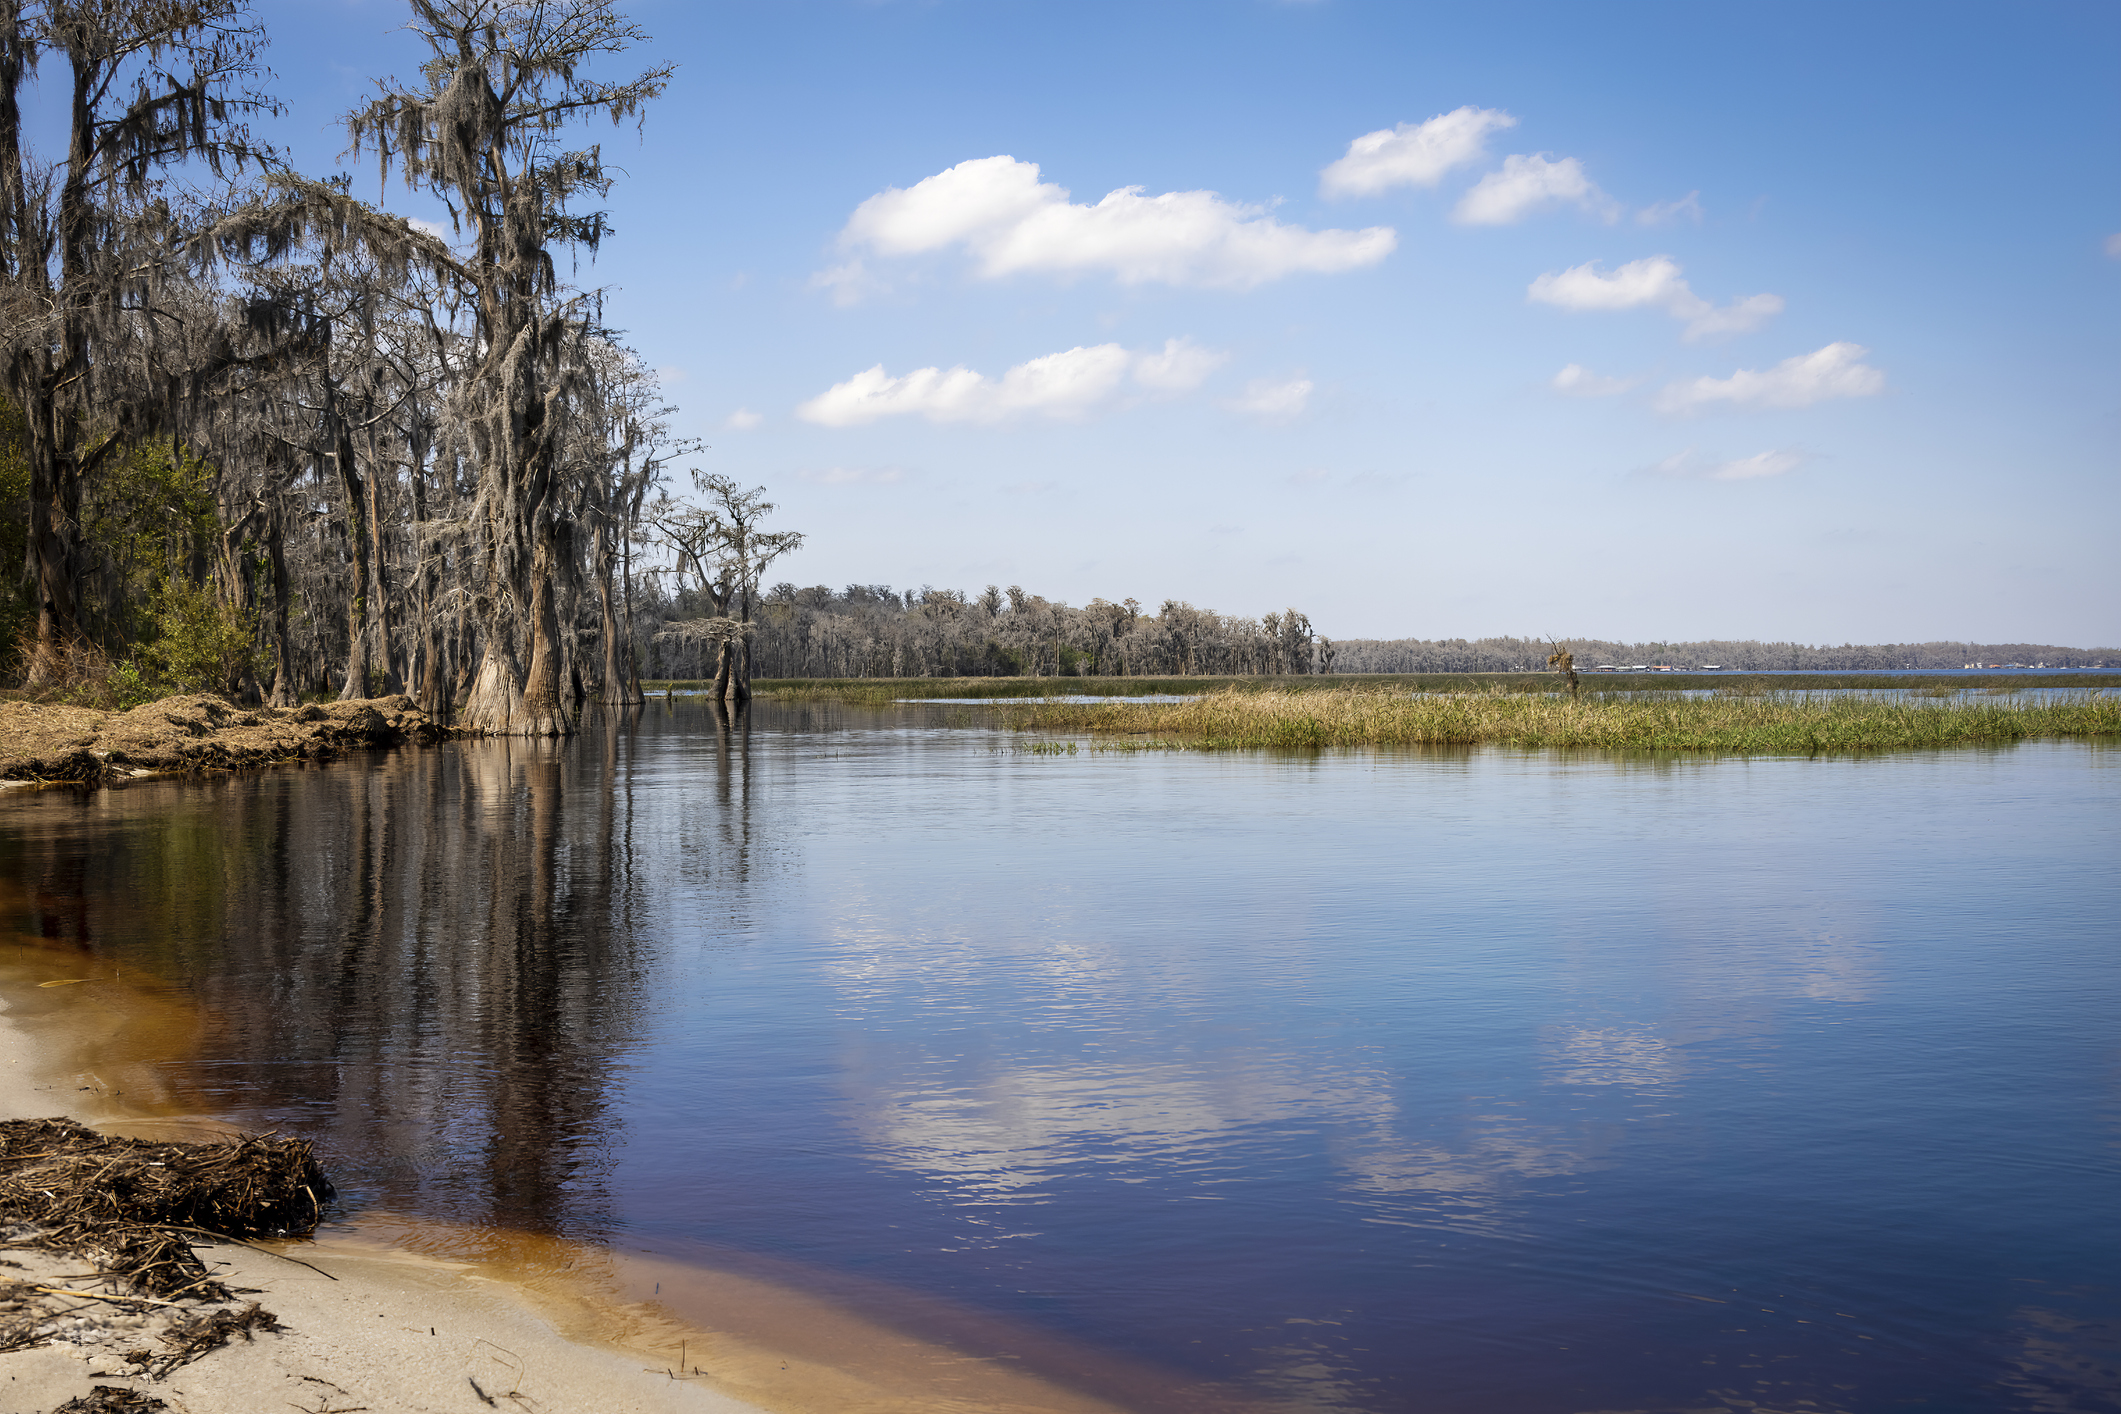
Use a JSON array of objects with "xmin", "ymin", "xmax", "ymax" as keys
[{"xmin": 460, "ymin": 646, "xmax": 572, "ymax": 737}]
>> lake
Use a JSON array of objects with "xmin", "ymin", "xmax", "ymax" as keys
[{"xmin": 2, "ymin": 700, "xmax": 2115, "ymax": 1413}]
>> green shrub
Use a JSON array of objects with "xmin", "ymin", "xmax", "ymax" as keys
[{"xmin": 142, "ymin": 577, "xmax": 260, "ymax": 696}]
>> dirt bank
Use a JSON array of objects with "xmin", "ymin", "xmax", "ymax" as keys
[{"xmin": 0, "ymin": 695, "xmax": 446, "ymax": 788}]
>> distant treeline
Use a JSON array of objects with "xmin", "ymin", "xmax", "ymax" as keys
[
  {"xmin": 643, "ymin": 583, "xmax": 1329, "ymax": 680},
  {"xmin": 635, "ymin": 582, "xmax": 2111, "ymax": 679},
  {"xmin": 1330, "ymin": 638, "xmax": 2115, "ymax": 673}
]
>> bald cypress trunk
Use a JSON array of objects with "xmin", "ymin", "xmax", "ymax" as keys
[
  {"xmin": 592, "ymin": 516, "xmax": 640, "ymax": 704},
  {"xmin": 263, "ymin": 498, "xmax": 295, "ymax": 707},
  {"xmin": 365, "ymin": 447, "xmax": 400, "ymax": 695},
  {"xmin": 517, "ymin": 526, "xmax": 570, "ymax": 735},
  {"xmin": 711, "ymin": 638, "xmax": 733, "ymax": 701},
  {"xmin": 332, "ymin": 412, "xmax": 371, "ymax": 700}
]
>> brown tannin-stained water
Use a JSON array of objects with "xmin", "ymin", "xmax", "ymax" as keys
[{"xmin": 1, "ymin": 699, "xmax": 2116, "ymax": 1414}]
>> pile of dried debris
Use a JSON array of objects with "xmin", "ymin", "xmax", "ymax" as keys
[{"xmin": 0, "ymin": 1118, "xmax": 328, "ymax": 1386}]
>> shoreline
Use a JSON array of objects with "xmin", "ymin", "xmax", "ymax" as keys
[
  {"xmin": 0, "ymin": 954, "xmax": 770, "ymax": 1414},
  {"xmin": 0, "ymin": 694, "xmax": 448, "ymax": 789},
  {"xmin": 0, "ymin": 942, "xmax": 1168, "ymax": 1414}
]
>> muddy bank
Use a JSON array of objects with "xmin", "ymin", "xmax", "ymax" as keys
[{"xmin": 0, "ymin": 695, "xmax": 447, "ymax": 788}]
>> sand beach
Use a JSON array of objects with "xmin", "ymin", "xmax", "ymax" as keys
[
  {"xmin": 0, "ymin": 961, "xmax": 768, "ymax": 1414},
  {"xmin": 0, "ymin": 947, "xmax": 1153, "ymax": 1414}
]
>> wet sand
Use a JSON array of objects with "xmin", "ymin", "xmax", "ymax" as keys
[
  {"xmin": 0, "ymin": 951, "xmax": 1161, "ymax": 1414},
  {"xmin": 0, "ymin": 960, "xmax": 767, "ymax": 1413}
]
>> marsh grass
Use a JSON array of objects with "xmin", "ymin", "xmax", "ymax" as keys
[{"xmin": 994, "ymin": 687, "xmax": 2121, "ymax": 753}]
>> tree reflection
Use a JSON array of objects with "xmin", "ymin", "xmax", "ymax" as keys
[{"xmin": 0, "ymin": 703, "xmax": 766, "ymax": 1244}]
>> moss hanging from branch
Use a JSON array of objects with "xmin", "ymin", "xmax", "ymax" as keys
[{"xmin": 343, "ymin": 0, "xmax": 673, "ymax": 736}]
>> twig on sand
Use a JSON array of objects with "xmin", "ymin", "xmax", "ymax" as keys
[
  {"xmin": 166, "ymin": 1226, "xmax": 339, "ymax": 1281},
  {"xmin": 33, "ymin": 1284, "xmax": 183, "ymax": 1308}
]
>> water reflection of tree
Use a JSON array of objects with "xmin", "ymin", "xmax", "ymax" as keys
[
  {"xmin": 178, "ymin": 731, "xmax": 664, "ymax": 1239},
  {"xmin": 0, "ymin": 731, "xmax": 582, "ymax": 1238},
  {"xmin": 0, "ymin": 702, "xmax": 775, "ymax": 1242},
  {"xmin": 659, "ymin": 692, "xmax": 761, "ymax": 901}
]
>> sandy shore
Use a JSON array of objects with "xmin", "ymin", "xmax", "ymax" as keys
[
  {"xmin": 0, "ymin": 958, "xmax": 771, "ymax": 1414},
  {"xmin": 0, "ymin": 954, "xmax": 1164, "ymax": 1414}
]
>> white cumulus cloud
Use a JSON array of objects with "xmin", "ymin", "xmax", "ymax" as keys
[
  {"xmin": 796, "ymin": 338, "xmax": 1225, "ymax": 428},
  {"xmin": 1528, "ymin": 256, "xmax": 1783, "ymax": 342},
  {"xmin": 1655, "ymin": 342, "xmax": 1886, "ymax": 414},
  {"xmin": 1550, "ymin": 363, "xmax": 1638, "ymax": 397},
  {"xmin": 723, "ymin": 408, "xmax": 762, "ymax": 431},
  {"xmin": 1318, "ymin": 106, "xmax": 1517, "ymax": 198},
  {"xmin": 1648, "ymin": 447, "xmax": 1810, "ymax": 481},
  {"xmin": 1453, "ymin": 153, "xmax": 1619, "ymax": 225},
  {"xmin": 1224, "ymin": 375, "xmax": 1313, "ymax": 421},
  {"xmin": 821, "ymin": 155, "xmax": 1396, "ymax": 299}
]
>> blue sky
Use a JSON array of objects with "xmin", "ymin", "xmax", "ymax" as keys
[{"xmin": 243, "ymin": 3, "xmax": 2121, "ymax": 641}]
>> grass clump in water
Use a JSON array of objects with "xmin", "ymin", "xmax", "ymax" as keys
[{"xmin": 996, "ymin": 687, "xmax": 2121, "ymax": 753}]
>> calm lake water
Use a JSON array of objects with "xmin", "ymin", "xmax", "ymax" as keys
[{"xmin": 2, "ymin": 701, "xmax": 2117, "ymax": 1414}]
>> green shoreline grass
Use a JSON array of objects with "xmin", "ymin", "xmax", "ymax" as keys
[
  {"xmin": 638, "ymin": 675, "xmax": 2121, "ymax": 752},
  {"xmin": 985, "ymin": 686, "xmax": 2121, "ymax": 753}
]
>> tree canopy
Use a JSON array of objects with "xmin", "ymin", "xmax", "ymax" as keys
[{"xmin": 0, "ymin": 0, "xmax": 706, "ymax": 734}]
